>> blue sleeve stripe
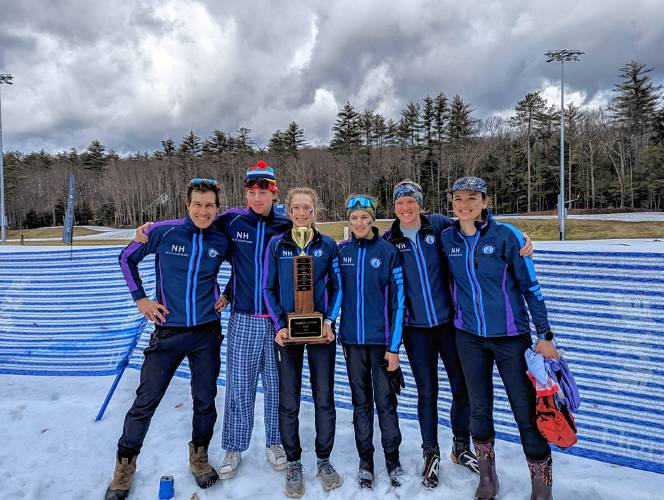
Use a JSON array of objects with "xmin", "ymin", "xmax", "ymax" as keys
[
  {"xmin": 390, "ymin": 266, "xmax": 405, "ymax": 351},
  {"xmin": 329, "ymin": 257, "xmax": 343, "ymax": 321}
]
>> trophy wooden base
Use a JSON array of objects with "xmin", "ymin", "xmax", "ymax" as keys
[{"xmin": 285, "ymin": 312, "xmax": 327, "ymax": 345}]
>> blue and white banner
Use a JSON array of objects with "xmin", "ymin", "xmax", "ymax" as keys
[
  {"xmin": 62, "ymin": 172, "xmax": 75, "ymax": 244},
  {"xmin": 0, "ymin": 247, "xmax": 663, "ymax": 474}
]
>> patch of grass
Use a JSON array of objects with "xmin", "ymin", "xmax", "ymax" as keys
[
  {"xmin": 317, "ymin": 219, "xmax": 664, "ymax": 241},
  {"xmin": 6, "ymin": 227, "xmax": 100, "ymax": 238}
]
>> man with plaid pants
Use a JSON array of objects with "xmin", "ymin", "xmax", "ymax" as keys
[{"xmin": 215, "ymin": 161, "xmax": 292, "ymax": 478}]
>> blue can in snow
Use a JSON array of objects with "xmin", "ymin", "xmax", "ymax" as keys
[{"xmin": 159, "ymin": 475, "xmax": 174, "ymax": 499}]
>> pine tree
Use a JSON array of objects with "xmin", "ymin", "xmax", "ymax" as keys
[
  {"xmin": 235, "ymin": 128, "xmax": 254, "ymax": 153},
  {"xmin": 448, "ymin": 95, "xmax": 475, "ymax": 142},
  {"xmin": 330, "ymin": 102, "xmax": 361, "ymax": 155},
  {"xmin": 283, "ymin": 121, "xmax": 306, "ymax": 157},
  {"xmin": 161, "ymin": 137, "xmax": 176, "ymax": 158},
  {"xmin": 433, "ymin": 91, "xmax": 449, "ymax": 146},
  {"xmin": 268, "ymin": 130, "xmax": 286, "ymax": 155},
  {"xmin": 399, "ymin": 101, "xmax": 422, "ymax": 148},
  {"xmin": 511, "ymin": 91, "xmax": 547, "ymax": 212},
  {"xmin": 179, "ymin": 131, "xmax": 203, "ymax": 157},
  {"xmin": 82, "ymin": 140, "xmax": 107, "ymax": 171},
  {"xmin": 422, "ymin": 95, "xmax": 435, "ymax": 155}
]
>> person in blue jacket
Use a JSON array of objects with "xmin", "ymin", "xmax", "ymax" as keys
[
  {"xmin": 383, "ymin": 180, "xmax": 533, "ymax": 488},
  {"xmin": 263, "ymin": 187, "xmax": 343, "ymax": 497},
  {"xmin": 338, "ymin": 194, "xmax": 406, "ymax": 489},
  {"xmin": 135, "ymin": 161, "xmax": 291, "ymax": 479},
  {"xmin": 107, "ymin": 179, "xmax": 230, "ymax": 500},
  {"xmin": 440, "ymin": 176, "xmax": 559, "ymax": 500}
]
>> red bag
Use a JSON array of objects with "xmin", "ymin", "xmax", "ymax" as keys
[{"xmin": 535, "ymin": 394, "xmax": 578, "ymax": 449}]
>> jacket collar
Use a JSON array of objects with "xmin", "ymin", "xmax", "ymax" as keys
[
  {"xmin": 351, "ymin": 226, "xmax": 381, "ymax": 247},
  {"xmin": 388, "ymin": 213, "xmax": 433, "ymax": 242},
  {"xmin": 453, "ymin": 209, "xmax": 493, "ymax": 236}
]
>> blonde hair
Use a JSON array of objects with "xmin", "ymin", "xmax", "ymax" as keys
[{"xmin": 286, "ymin": 187, "xmax": 320, "ymax": 226}]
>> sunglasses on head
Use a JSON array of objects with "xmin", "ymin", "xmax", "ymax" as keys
[
  {"xmin": 345, "ymin": 196, "xmax": 376, "ymax": 210},
  {"xmin": 244, "ymin": 178, "xmax": 275, "ymax": 190},
  {"xmin": 190, "ymin": 178, "xmax": 218, "ymax": 186}
]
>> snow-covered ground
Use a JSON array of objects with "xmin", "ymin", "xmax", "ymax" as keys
[
  {"xmin": 1, "ymin": 373, "xmax": 662, "ymax": 500},
  {"xmin": 498, "ymin": 212, "xmax": 664, "ymax": 222}
]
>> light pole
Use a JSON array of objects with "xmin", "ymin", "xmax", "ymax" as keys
[
  {"xmin": 545, "ymin": 50, "xmax": 584, "ymax": 241},
  {"xmin": 0, "ymin": 73, "xmax": 14, "ymax": 243}
]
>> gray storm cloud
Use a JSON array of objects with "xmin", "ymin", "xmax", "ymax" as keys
[{"xmin": 0, "ymin": 0, "xmax": 662, "ymax": 153}]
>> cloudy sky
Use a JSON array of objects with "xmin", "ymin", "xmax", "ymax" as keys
[{"xmin": 1, "ymin": 0, "xmax": 663, "ymax": 154}]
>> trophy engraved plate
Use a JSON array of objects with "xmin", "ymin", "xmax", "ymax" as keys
[{"xmin": 286, "ymin": 255, "xmax": 326, "ymax": 344}]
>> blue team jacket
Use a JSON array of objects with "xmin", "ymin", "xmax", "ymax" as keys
[
  {"xmin": 262, "ymin": 228, "xmax": 343, "ymax": 333},
  {"xmin": 383, "ymin": 214, "xmax": 454, "ymax": 328},
  {"xmin": 119, "ymin": 216, "xmax": 231, "ymax": 327},
  {"xmin": 337, "ymin": 228, "xmax": 405, "ymax": 353},
  {"xmin": 217, "ymin": 207, "xmax": 292, "ymax": 315},
  {"xmin": 440, "ymin": 211, "xmax": 550, "ymax": 338}
]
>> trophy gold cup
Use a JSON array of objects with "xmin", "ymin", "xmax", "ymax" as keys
[{"xmin": 285, "ymin": 229, "xmax": 326, "ymax": 344}]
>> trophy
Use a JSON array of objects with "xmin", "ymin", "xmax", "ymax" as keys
[{"xmin": 285, "ymin": 229, "xmax": 326, "ymax": 344}]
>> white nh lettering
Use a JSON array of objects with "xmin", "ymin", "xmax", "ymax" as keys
[
  {"xmin": 171, "ymin": 244, "xmax": 185, "ymax": 253},
  {"xmin": 343, "ymin": 256, "xmax": 352, "ymax": 264},
  {"xmin": 283, "ymin": 250, "xmax": 293, "ymax": 257},
  {"xmin": 396, "ymin": 243, "xmax": 407, "ymax": 250},
  {"xmin": 236, "ymin": 231, "xmax": 250, "ymax": 240},
  {"xmin": 450, "ymin": 247, "xmax": 461, "ymax": 254}
]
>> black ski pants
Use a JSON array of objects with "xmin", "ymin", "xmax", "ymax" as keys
[
  {"xmin": 403, "ymin": 321, "xmax": 471, "ymax": 453},
  {"xmin": 455, "ymin": 330, "xmax": 550, "ymax": 460},
  {"xmin": 343, "ymin": 344, "xmax": 402, "ymax": 465},
  {"xmin": 275, "ymin": 341, "xmax": 337, "ymax": 462},
  {"xmin": 117, "ymin": 322, "xmax": 223, "ymax": 457}
]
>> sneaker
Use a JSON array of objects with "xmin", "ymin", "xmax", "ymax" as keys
[
  {"xmin": 285, "ymin": 461, "xmax": 304, "ymax": 498},
  {"xmin": 452, "ymin": 437, "xmax": 480, "ymax": 474},
  {"xmin": 358, "ymin": 459, "xmax": 374, "ymax": 489},
  {"xmin": 387, "ymin": 459, "xmax": 403, "ymax": 488},
  {"xmin": 218, "ymin": 451, "xmax": 241, "ymax": 479},
  {"xmin": 316, "ymin": 458, "xmax": 343, "ymax": 491},
  {"xmin": 422, "ymin": 449, "xmax": 441, "ymax": 488},
  {"xmin": 266, "ymin": 444, "xmax": 288, "ymax": 471}
]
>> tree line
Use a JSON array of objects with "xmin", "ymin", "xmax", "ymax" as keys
[{"xmin": 4, "ymin": 60, "xmax": 663, "ymax": 229}]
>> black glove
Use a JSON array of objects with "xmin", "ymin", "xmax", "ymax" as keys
[{"xmin": 380, "ymin": 358, "xmax": 406, "ymax": 395}]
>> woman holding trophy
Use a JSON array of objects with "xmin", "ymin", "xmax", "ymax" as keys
[{"xmin": 263, "ymin": 187, "xmax": 343, "ymax": 498}]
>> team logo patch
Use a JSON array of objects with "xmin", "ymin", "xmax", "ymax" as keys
[
  {"xmin": 370, "ymin": 257, "xmax": 382, "ymax": 269},
  {"xmin": 208, "ymin": 248, "xmax": 219, "ymax": 258},
  {"xmin": 425, "ymin": 234, "xmax": 435, "ymax": 245},
  {"xmin": 482, "ymin": 245, "xmax": 495, "ymax": 255},
  {"xmin": 314, "ymin": 249, "xmax": 323, "ymax": 257}
]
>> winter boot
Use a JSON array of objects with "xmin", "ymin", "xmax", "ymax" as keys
[
  {"xmin": 386, "ymin": 457, "xmax": 404, "ymax": 488},
  {"xmin": 473, "ymin": 438, "xmax": 499, "ymax": 500},
  {"xmin": 285, "ymin": 461, "xmax": 305, "ymax": 498},
  {"xmin": 358, "ymin": 458, "xmax": 374, "ymax": 489},
  {"xmin": 421, "ymin": 447, "xmax": 441, "ymax": 488},
  {"xmin": 189, "ymin": 442, "xmax": 219, "ymax": 489},
  {"xmin": 527, "ymin": 454, "xmax": 553, "ymax": 500},
  {"xmin": 452, "ymin": 436, "xmax": 480, "ymax": 474},
  {"xmin": 316, "ymin": 458, "xmax": 343, "ymax": 491},
  {"xmin": 105, "ymin": 454, "xmax": 137, "ymax": 500}
]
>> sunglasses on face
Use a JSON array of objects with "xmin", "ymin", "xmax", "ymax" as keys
[
  {"xmin": 244, "ymin": 178, "xmax": 275, "ymax": 190},
  {"xmin": 345, "ymin": 196, "xmax": 376, "ymax": 210},
  {"xmin": 190, "ymin": 178, "xmax": 218, "ymax": 186}
]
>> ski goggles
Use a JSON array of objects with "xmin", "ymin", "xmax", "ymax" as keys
[
  {"xmin": 345, "ymin": 196, "xmax": 376, "ymax": 210},
  {"xmin": 190, "ymin": 178, "xmax": 218, "ymax": 186},
  {"xmin": 345, "ymin": 196, "xmax": 376, "ymax": 218},
  {"xmin": 244, "ymin": 177, "xmax": 278, "ymax": 192}
]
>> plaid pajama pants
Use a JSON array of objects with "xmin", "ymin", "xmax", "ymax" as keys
[{"xmin": 221, "ymin": 312, "xmax": 281, "ymax": 451}]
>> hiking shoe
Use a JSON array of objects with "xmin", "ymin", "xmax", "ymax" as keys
[
  {"xmin": 266, "ymin": 444, "xmax": 288, "ymax": 471},
  {"xmin": 316, "ymin": 458, "xmax": 342, "ymax": 491},
  {"xmin": 188, "ymin": 442, "xmax": 219, "ymax": 488},
  {"xmin": 105, "ymin": 455, "xmax": 137, "ymax": 500},
  {"xmin": 218, "ymin": 450, "xmax": 241, "ymax": 479},
  {"xmin": 285, "ymin": 461, "xmax": 304, "ymax": 498}
]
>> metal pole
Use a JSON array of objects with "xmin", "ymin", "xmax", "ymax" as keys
[
  {"xmin": 0, "ymin": 83, "xmax": 6, "ymax": 243},
  {"xmin": 560, "ymin": 60, "xmax": 566, "ymax": 241}
]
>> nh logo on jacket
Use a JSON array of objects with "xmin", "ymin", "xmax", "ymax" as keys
[{"xmin": 170, "ymin": 244, "xmax": 186, "ymax": 254}]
